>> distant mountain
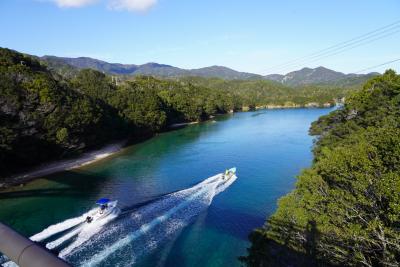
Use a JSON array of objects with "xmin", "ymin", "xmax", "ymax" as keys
[
  {"xmin": 264, "ymin": 66, "xmax": 378, "ymax": 86},
  {"xmin": 189, "ymin": 66, "xmax": 262, "ymax": 80},
  {"xmin": 283, "ymin": 67, "xmax": 345, "ymax": 85},
  {"xmin": 40, "ymin": 55, "xmax": 377, "ymax": 85},
  {"xmin": 41, "ymin": 56, "xmax": 139, "ymax": 75},
  {"xmin": 40, "ymin": 56, "xmax": 262, "ymax": 80},
  {"xmin": 263, "ymin": 74, "xmax": 284, "ymax": 82}
]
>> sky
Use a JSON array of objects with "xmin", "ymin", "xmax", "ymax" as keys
[{"xmin": 0, "ymin": 0, "xmax": 399, "ymax": 74}]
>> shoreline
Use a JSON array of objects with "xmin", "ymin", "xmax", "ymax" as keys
[
  {"xmin": 0, "ymin": 106, "xmax": 335, "ymax": 190},
  {"xmin": 169, "ymin": 121, "xmax": 199, "ymax": 128},
  {"xmin": 0, "ymin": 141, "xmax": 126, "ymax": 190},
  {"xmin": 0, "ymin": 119, "xmax": 205, "ymax": 190},
  {"xmin": 253, "ymin": 103, "xmax": 336, "ymax": 110}
]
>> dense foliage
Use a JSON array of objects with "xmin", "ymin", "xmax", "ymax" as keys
[
  {"xmin": 0, "ymin": 47, "xmax": 354, "ymax": 179},
  {"xmin": 0, "ymin": 49, "xmax": 235, "ymax": 177},
  {"xmin": 0, "ymin": 48, "xmax": 120, "ymax": 176},
  {"xmin": 174, "ymin": 76, "xmax": 351, "ymax": 108},
  {"xmin": 242, "ymin": 70, "xmax": 400, "ymax": 266}
]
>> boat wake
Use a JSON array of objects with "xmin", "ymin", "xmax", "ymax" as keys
[
  {"xmin": 68, "ymin": 172, "xmax": 236, "ymax": 266},
  {"xmin": 30, "ymin": 209, "xmax": 97, "ymax": 243},
  {"xmin": 1, "ymin": 201, "xmax": 120, "ymax": 267},
  {"xmin": 1, "ymin": 172, "xmax": 236, "ymax": 267}
]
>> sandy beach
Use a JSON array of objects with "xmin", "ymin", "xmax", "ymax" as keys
[
  {"xmin": 0, "ymin": 142, "xmax": 126, "ymax": 189},
  {"xmin": 169, "ymin": 122, "xmax": 199, "ymax": 128}
]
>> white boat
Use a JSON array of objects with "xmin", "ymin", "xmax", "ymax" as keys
[
  {"xmin": 42, "ymin": 199, "xmax": 120, "ymax": 252},
  {"xmin": 222, "ymin": 167, "xmax": 236, "ymax": 180},
  {"xmin": 85, "ymin": 198, "xmax": 119, "ymax": 224}
]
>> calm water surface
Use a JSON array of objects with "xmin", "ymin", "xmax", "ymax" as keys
[{"xmin": 0, "ymin": 108, "xmax": 332, "ymax": 267}]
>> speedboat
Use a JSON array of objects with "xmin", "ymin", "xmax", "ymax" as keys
[
  {"xmin": 85, "ymin": 198, "xmax": 119, "ymax": 224},
  {"xmin": 222, "ymin": 167, "xmax": 236, "ymax": 180}
]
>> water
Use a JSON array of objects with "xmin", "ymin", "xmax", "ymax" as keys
[{"xmin": 0, "ymin": 108, "xmax": 332, "ymax": 267}]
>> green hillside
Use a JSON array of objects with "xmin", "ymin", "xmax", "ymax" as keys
[
  {"xmin": 0, "ymin": 48, "xmax": 235, "ymax": 177},
  {"xmin": 242, "ymin": 70, "xmax": 400, "ymax": 266}
]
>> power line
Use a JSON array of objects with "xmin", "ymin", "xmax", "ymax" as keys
[
  {"xmin": 354, "ymin": 58, "xmax": 400, "ymax": 74},
  {"xmin": 273, "ymin": 27, "xmax": 400, "ymax": 73},
  {"xmin": 264, "ymin": 20, "xmax": 400, "ymax": 74},
  {"xmin": 265, "ymin": 20, "xmax": 400, "ymax": 73},
  {"xmin": 270, "ymin": 26, "xmax": 400, "ymax": 73},
  {"xmin": 264, "ymin": 20, "xmax": 400, "ymax": 72}
]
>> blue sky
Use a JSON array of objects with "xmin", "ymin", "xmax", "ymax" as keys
[{"xmin": 1, "ymin": 0, "xmax": 399, "ymax": 74}]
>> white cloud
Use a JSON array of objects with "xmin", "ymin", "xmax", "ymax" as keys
[
  {"xmin": 108, "ymin": 0, "xmax": 157, "ymax": 12},
  {"xmin": 48, "ymin": 0, "xmax": 158, "ymax": 12},
  {"xmin": 53, "ymin": 0, "xmax": 98, "ymax": 8}
]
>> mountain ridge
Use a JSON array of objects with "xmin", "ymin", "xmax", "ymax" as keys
[
  {"xmin": 39, "ymin": 54, "xmax": 378, "ymax": 86},
  {"xmin": 265, "ymin": 66, "xmax": 378, "ymax": 86}
]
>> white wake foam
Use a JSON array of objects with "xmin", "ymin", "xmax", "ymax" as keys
[
  {"xmin": 70, "ymin": 173, "xmax": 237, "ymax": 266},
  {"xmin": 30, "ymin": 209, "xmax": 96, "ymax": 242},
  {"xmin": 59, "ymin": 208, "xmax": 120, "ymax": 258},
  {"xmin": 15, "ymin": 172, "xmax": 237, "ymax": 267},
  {"xmin": 46, "ymin": 225, "xmax": 83, "ymax": 250}
]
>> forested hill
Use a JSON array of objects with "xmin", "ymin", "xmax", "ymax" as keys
[
  {"xmin": 0, "ymin": 48, "xmax": 235, "ymax": 178},
  {"xmin": 265, "ymin": 66, "xmax": 378, "ymax": 87},
  {"xmin": 171, "ymin": 76, "xmax": 352, "ymax": 108},
  {"xmin": 40, "ymin": 55, "xmax": 263, "ymax": 80},
  {"xmin": 242, "ymin": 70, "xmax": 400, "ymax": 266},
  {"xmin": 0, "ymin": 47, "xmax": 355, "ymax": 179},
  {"xmin": 39, "ymin": 54, "xmax": 376, "ymax": 86}
]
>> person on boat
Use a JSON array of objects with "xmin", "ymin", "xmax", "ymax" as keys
[
  {"xmin": 99, "ymin": 204, "xmax": 107, "ymax": 214},
  {"xmin": 86, "ymin": 216, "xmax": 93, "ymax": 223},
  {"xmin": 96, "ymin": 198, "xmax": 110, "ymax": 214}
]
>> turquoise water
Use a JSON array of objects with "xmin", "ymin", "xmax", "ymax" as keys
[{"xmin": 0, "ymin": 108, "xmax": 332, "ymax": 267}]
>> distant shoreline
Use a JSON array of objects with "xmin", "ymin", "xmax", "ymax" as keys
[{"xmin": 252, "ymin": 102, "xmax": 336, "ymax": 110}]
